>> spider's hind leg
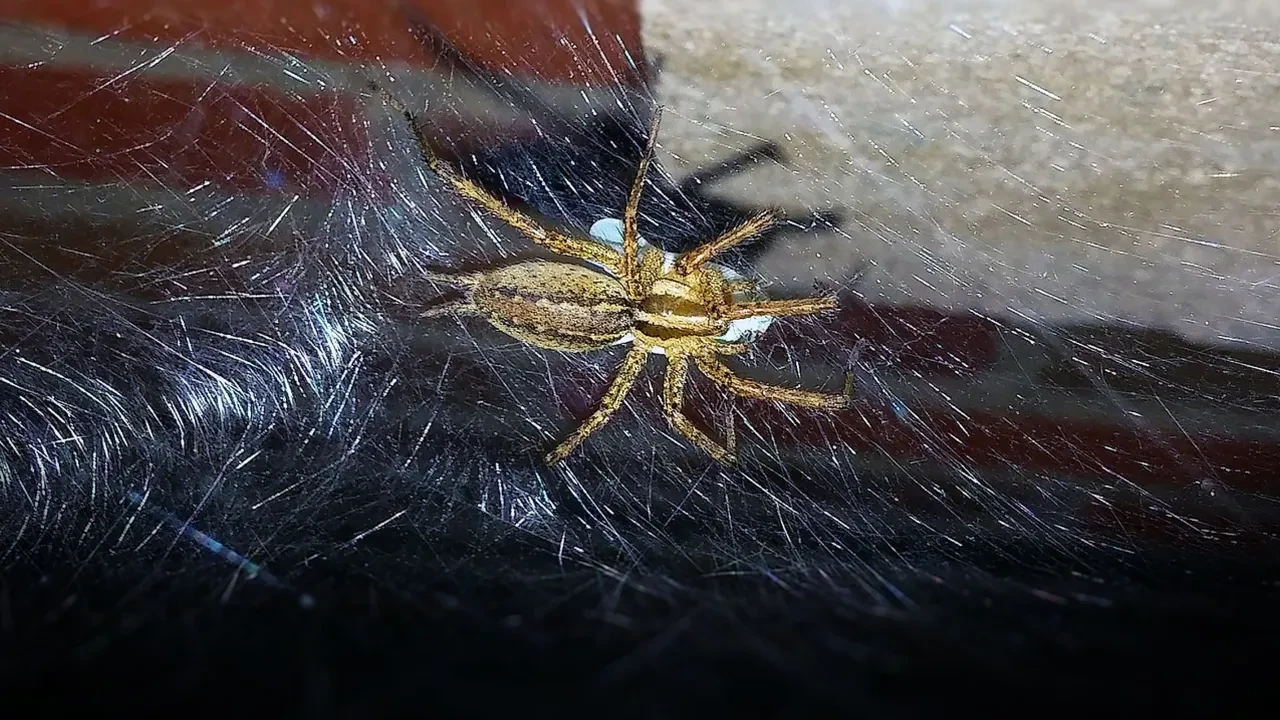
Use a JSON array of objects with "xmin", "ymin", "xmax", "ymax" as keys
[
  {"xmin": 419, "ymin": 297, "xmax": 477, "ymax": 318},
  {"xmin": 418, "ymin": 270, "xmax": 482, "ymax": 317},
  {"xmin": 424, "ymin": 269, "xmax": 482, "ymax": 287},
  {"xmin": 620, "ymin": 107, "xmax": 665, "ymax": 298}
]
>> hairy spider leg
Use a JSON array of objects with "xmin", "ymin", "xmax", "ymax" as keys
[
  {"xmin": 693, "ymin": 352, "xmax": 851, "ymax": 410},
  {"xmin": 721, "ymin": 397, "xmax": 737, "ymax": 460},
  {"xmin": 417, "ymin": 271, "xmax": 482, "ymax": 317},
  {"xmin": 673, "ymin": 210, "xmax": 778, "ymax": 276},
  {"xmin": 419, "ymin": 297, "xmax": 476, "ymax": 318},
  {"xmin": 664, "ymin": 351, "xmax": 736, "ymax": 464},
  {"xmin": 620, "ymin": 107, "xmax": 664, "ymax": 299},
  {"xmin": 544, "ymin": 343, "xmax": 651, "ymax": 464},
  {"xmin": 720, "ymin": 295, "xmax": 840, "ymax": 321},
  {"xmin": 424, "ymin": 270, "xmax": 481, "ymax": 287},
  {"xmin": 370, "ymin": 82, "xmax": 621, "ymax": 272}
]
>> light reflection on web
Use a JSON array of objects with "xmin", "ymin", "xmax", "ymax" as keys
[{"xmin": 0, "ymin": 0, "xmax": 1277, "ymax": 617}]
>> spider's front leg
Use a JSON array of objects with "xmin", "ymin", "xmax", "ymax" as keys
[
  {"xmin": 419, "ymin": 297, "xmax": 476, "ymax": 318},
  {"xmin": 417, "ymin": 269, "xmax": 482, "ymax": 317},
  {"xmin": 423, "ymin": 269, "xmax": 482, "ymax": 288},
  {"xmin": 720, "ymin": 295, "xmax": 839, "ymax": 322},
  {"xmin": 369, "ymin": 82, "xmax": 622, "ymax": 273},
  {"xmin": 620, "ymin": 107, "xmax": 664, "ymax": 299},
  {"xmin": 663, "ymin": 351, "xmax": 736, "ymax": 464}
]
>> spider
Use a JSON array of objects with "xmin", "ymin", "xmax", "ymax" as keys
[{"xmin": 371, "ymin": 83, "xmax": 851, "ymax": 465}]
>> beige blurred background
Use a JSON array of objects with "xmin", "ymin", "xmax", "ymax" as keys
[{"xmin": 642, "ymin": 0, "xmax": 1280, "ymax": 350}]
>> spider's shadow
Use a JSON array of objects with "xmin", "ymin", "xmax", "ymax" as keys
[{"xmin": 400, "ymin": 12, "xmax": 844, "ymax": 273}]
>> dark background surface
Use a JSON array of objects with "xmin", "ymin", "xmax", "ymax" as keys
[{"xmin": 5, "ymin": 523, "xmax": 1279, "ymax": 717}]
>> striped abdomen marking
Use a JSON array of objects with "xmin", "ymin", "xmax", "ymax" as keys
[{"xmin": 472, "ymin": 261, "xmax": 635, "ymax": 352}]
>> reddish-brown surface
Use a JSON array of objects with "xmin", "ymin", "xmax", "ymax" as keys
[
  {"xmin": 0, "ymin": 0, "xmax": 646, "ymax": 86},
  {"xmin": 0, "ymin": 66, "xmax": 552, "ymax": 199},
  {"xmin": 0, "ymin": 65, "xmax": 372, "ymax": 198}
]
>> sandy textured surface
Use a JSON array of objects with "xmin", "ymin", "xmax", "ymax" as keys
[{"xmin": 642, "ymin": 0, "xmax": 1280, "ymax": 349}]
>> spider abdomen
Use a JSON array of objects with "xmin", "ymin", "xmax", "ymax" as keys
[{"xmin": 472, "ymin": 261, "xmax": 635, "ymax": 352}]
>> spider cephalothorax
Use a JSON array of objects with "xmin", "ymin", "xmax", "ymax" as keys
[{"xmin": 372, "ymin": 84, "xmax": 851, "ymax": 464}]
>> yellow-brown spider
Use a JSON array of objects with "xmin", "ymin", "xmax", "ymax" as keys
[{"xmin": 372, "ymin": 84, "xmax": 851, "ymax": 465}]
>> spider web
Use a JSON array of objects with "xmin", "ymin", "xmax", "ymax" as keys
[{"xmin": 1, "ymin": 0, "xmax": 1278, "ymax": 712}]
